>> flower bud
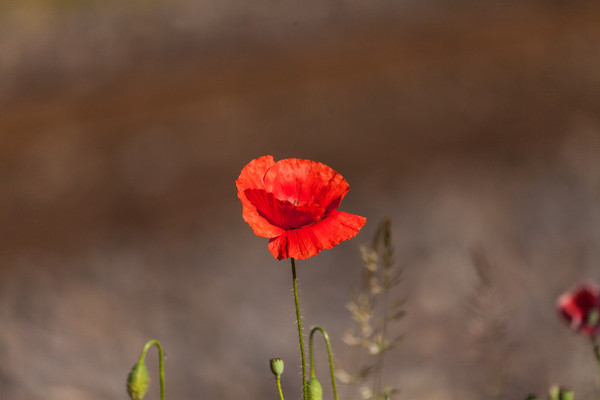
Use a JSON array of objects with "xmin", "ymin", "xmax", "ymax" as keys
[
  {"xmin": 127, "ymin": 361, "xmax": 149, "ymax": 400},
  {"xmin": 307, "ymin": 377, "xmax": 323, "ymax": 400},
  {"xmin": 549, "ymin": 385, "xmax": 574, "ymax": 400},
  {"xmin": 269, "ymin": 358, "xmax": 284, "ymax": 377},
  {"xmin": 560, "ymin": 389, "xmax": 574, "ymax": 400}
]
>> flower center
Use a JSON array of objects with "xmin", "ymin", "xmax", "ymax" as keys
[{"xmin": 245, "ymin": 189, "xmax": 326, "ymax": 230}]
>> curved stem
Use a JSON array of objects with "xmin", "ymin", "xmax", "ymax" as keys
[
  {"xmin": 309, "ymin": 329, "xmax": 316, "ymax": 379},
  {"xmin": 291, "ymin": 258, "xmax": 307, "ymax": 400},
  {"xmin": 309, "ymin": 326, "xmax": 339, "ymax": 400},
  {"xmin": 140, "ymin": 340, "xmax": 166, "ymax": 400}
]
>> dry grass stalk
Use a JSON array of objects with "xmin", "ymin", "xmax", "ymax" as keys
[
  {"xmin": 340, "ymin": 218, "xmax": 405, "ymax": 400},
  {"xmin": 467, "ymin": 249, "xmax": 510, "ymax": 400}
]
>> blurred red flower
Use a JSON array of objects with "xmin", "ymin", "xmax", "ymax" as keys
[
  {"xmin": 557, "ymin": 284, "xmax": 600, "ymax": 337},
  {"xmin": 236, "ymin": 156, "xmax": 366, "ymax": 260}
]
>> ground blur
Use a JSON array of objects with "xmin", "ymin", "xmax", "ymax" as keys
[{"xmin": 1, "ymin": 1, "xmax": 600, "ymax": 399}]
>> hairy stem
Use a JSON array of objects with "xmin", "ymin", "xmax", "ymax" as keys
[
  {"xmin": 291, "ymin": 258, "xmax": 307, "ymax": 400},
  {"xmin": 310, "ymin": 326, "xmax": 339, "ymax": 400}
]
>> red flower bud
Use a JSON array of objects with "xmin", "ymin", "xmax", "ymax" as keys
[{"xmin": 557, "ymin": 283, "xmax": 600, "ymax": 337}]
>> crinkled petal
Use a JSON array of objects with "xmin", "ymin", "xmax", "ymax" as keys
[
  {"xmin": 236, "ymin": 155, "xmax": 283, "ymax": 238},
  {"xmin": 245, "ymin": 189, "xmax": 324, "ymax": 230},
  {"xmin": 268, "ymin": 211, "xmax": 366, "ymax": 260},
  {"xmin": 263, "ymin": 158, "xmax": 349, "ymax": 210}
]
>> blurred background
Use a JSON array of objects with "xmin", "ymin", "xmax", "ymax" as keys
[{"xmin": 1, "ymin": 1, "xmax": 600, "ymax": 399}]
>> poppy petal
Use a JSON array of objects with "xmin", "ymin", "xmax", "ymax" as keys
[
  {"xmin": 245, "ymin": 189, "xmax": 325, "ymax": 230},
  {"xmin": 558, "ymin": 294, "xmax": 584, "ymax": 329},
  {"xmin": 263, "ymin": 158, "xmax": 349, "ymax": 210},
  {"xmin": 236, "ymin": 155, "xmax": 283, "ymax": 238},
  {"xmin": 268, "ymin": 211, "xmax": 367, "ymax": 260}
]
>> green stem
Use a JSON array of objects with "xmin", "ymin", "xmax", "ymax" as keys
[
  {"xmin": 291, "ymin": 258, "xmax": 307, "ymax": 400},
  {"xmin": 140, "ymin": 340, "xmax": 165, "ymax": 400},
  {"xmin": 309, "ymin": 326, "xmax": 339, "ymax": 400},
  {"xmin": 592, "ymin": 337, "xmax": 600, "ymax": 385},
  {"xmin": 276, "ymin": 375, "xmax": 285, "ymax": 400}
]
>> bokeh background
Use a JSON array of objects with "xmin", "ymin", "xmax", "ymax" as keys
[{"xmin": 1, "ymin": 1, "xmax": 600, "ymax": 399}]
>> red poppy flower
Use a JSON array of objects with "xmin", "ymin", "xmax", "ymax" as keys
[
  {"xmin": 236, "ymin": 155, "xmax": 367, "ymax": 260},
  {"xmin": 557, "ymin": 284, "xmax": 600, "ymax": 337}
]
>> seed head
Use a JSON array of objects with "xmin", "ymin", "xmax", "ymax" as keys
[{"xmin": 269, "ymin": 358, "xmax": 284, "ymax": 377}]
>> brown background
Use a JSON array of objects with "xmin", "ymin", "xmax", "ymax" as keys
[{"xmin": 1, "ymin": 1, "xmax": 600, "ymax": 399}]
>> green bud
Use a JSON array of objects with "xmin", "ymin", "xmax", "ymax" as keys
[
  {"xmin": 524, "ymin": 395, "xmax": 538, "ymax": 400},
  {"xmin": 549, "ymin": 385, "xmax": 574, "ymax": 400},
  {"xmin": 269, "ymin": 358, "xmax": 284, "ymax": 377},
  {"xmin": 127, "ymin": 361, "xmax": 149, "ymax": 400},
  {"xmin": 549, "ymin": 385, "xmax": 560, "ymax": 400},
  {"xmin": 307, "ymin": 377, "xmax": 323, "ymax": 400},
  {"xmin": 588, "ymin": 309, "xmax": 599, "ymax": 327},
  {"xmin": 560, "ymin": 389, "xmax": 574, "ymax": 400}
]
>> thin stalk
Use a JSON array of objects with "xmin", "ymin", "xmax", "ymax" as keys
[
  {"xmin": 275, "ymin": 375, "xmax": 285, "ymax": 400},
  {"xmin": 592, "ymin": 337, "xmax": 600, "ymax": 385},
  {"xmin": 291, "ymin": 258, "xmax": 307, "ymax": 400},
  {"xmin": 372, "ymin": 219, "xmax": 393, "ymax": 399},
  {"xmin": 140, "ymin": 339, "xmax": 165, "ymax": 400},
  {"xmin": 310, "ymin": 326, "xmax": 339, "ymax": 400},
  {"xmin": 373, "ymin": 276, "xmax": 390, "ymax": 398}
]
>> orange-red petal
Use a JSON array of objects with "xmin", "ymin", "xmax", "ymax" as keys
[
  {"xmin": 268, "ymin": 211, "xmax": 367, "ymax": 260},
  {"xmin": 263, "ymin": 158, "xmax": 349, "ymax": 210},
  {"xmin": 236, "ymin": 155, "xmax": 283, "ymax": 238}
]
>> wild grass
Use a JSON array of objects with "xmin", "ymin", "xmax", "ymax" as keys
[{"xmin": 339, "ymin": 218, "xmax": 405, "ymax": 400}]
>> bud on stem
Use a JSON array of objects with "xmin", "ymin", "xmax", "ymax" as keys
[
  {"xmin": 127, "ymin": 361, "xmax": 149, "ymax": 400},
  {"xmin": 270, "ymin": 358, "xmax": 285, "ymax": 377},
  {"xmin": 307, "ymin": 377, "xmax": 323, "ymax": 400},
  {"xmin": 270, "ymin": 358, "xmax": 285, "ymax": 400},
  {"xmin": 126, "ymin": 340, "xmax": 165, "ymax": 400},
  {"xmin": 549, "ymin": 385, "xmax": 574, "ymax": 400}
]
